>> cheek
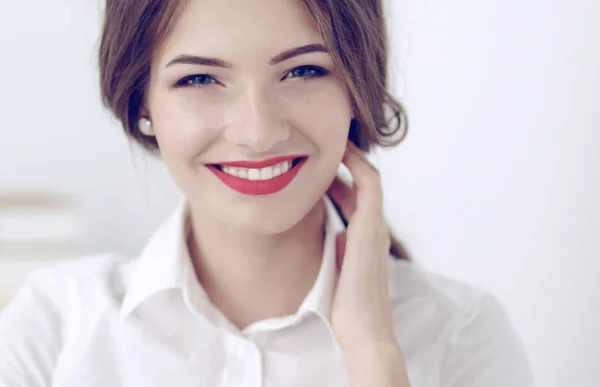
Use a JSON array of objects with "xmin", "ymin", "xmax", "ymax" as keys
[
  {"xmin": 281, "ymin": 81, "xmax": 353, "ymax": 147},
  {"xmin": 150, "ymin": 94, "xmax": 224, "ymax": 162}
]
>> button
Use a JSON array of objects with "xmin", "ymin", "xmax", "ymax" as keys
[{"xmin": 225, "ymin": 335, "xmax": 263, "ymax": 387}]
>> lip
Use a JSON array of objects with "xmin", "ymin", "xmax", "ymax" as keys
[
  {"xmin": 211, "ymin": 155, "xmax": 307, "ymax": 169},
  {"xmin": 207, "ymin": 157, "xmax": 308, "ymax": 196}
]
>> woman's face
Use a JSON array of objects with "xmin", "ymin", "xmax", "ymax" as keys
[{"xmin": 146, "ymin": 0, "xmax": 353, "ymax": 234}]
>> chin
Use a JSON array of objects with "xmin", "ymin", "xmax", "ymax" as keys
[
  {"xmin": 234, "ymin": 211, "xmax": 303, "ymax": 235},
  {"xmin": 198, "ymin": 186, "xmax": 324, "ymax": 236}
]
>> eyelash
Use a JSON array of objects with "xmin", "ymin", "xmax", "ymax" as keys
[
  {"xmin": 175, "ymin": 65, "xmax": 328, "ymax": 88},
  {"xmin": 283, "ymin": 65, "xmax": 328, "ymax": 80}
]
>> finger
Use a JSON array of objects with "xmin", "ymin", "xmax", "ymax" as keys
[
  {"xmin": 327, "ymin": 176, "xmax": 357, "ymax": 223},
  {"xmin": 346, "ymin": 140, "xmax": 374, "ymax": 165},
  {"xmin": 343, "ymin": 142, "xmax": 381, "ymax": 190},
  {"xmin": 341, "ymin": 143, "xmax": 383, "ymax": 211}
]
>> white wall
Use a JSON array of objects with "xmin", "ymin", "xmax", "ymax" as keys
[
  {"xmin": 388, "ymin": 1, "xmax": 600, "ymax": 386},
  {"xmin": 0, "ymin": 0, "xmax": 598, "ymax": 385},
  {"xmin": 0, "ymin": 0, "xmax": 182, "ymax": 256}
]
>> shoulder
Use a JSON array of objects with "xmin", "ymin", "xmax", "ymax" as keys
[
  {"xmin": 10, "ymin": 253, "xmax": 136, "ymax": 317},
  {"xmin": 387, "ymin": 259, "xmax": 533, "ymax": 386},
  {"xmin": 387, "ymin": 259, "xmax": 488, "ymax": 319},
  {"xmin": 385, "ymin": 259, "xmax": 494, "ymax": 353},
  {"xmin": 386, "ymin": 258, "xmax": 515, "ymax": 336},
  {"xmin": 0, "ymin": 253, "xmax": 137, "ymax": 384}
]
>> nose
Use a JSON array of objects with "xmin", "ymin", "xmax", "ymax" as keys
[{"xmin": 223, "ymin": 86, "xmax": 291, "ymax": 153}]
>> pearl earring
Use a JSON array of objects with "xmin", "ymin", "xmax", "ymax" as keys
[{"xmin": 138, "ymin": 117, "xmax": 154, "ymax": 136}]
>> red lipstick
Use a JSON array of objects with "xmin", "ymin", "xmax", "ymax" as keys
[{"xmin": 207, "ymin": 155, "xmax": 308, "ymax": 196}]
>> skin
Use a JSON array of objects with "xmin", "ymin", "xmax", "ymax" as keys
[{"xmin": 143, "ymin": 0, "xmax": 410, "ymax": 385}]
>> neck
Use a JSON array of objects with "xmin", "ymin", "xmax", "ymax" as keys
[{"xmin": 187, "ymin": 200, "xmax": 326, "ymax": 329}]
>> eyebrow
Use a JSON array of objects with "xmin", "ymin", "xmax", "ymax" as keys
[
  {"xmin": 269, "ymin": 43, "xmax": 328, "ymax": 65},
  {"xmin": 165, "ymin": 55, "xmax": 231, "ymax": 69},
  {"xmin": 165, "ymin": 43, "xmax": 328, "ymax": 69}
]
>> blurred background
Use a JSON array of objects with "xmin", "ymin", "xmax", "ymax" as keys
[{"xmin": 0, "ymin": 0, "xmax": 598, "ymax": 385}]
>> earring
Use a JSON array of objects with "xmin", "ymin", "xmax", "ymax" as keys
[{"xmin": 138, "ymin": 117, "xmax": 154, "ymax": 136}]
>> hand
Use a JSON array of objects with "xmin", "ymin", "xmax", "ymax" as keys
[
  {"xmin": 327, "ymin": 140, "xmax": 395, "ymax": 347},
  {"xmin": 327, "ymin": 141, "xmax": 410, "ymax": 386}
]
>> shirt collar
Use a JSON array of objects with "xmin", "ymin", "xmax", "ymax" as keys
[
  {"xmin": 296, "ymin": 196, "xmax": 344, "ymax": 321},
  {"xmin": 120, "ymin": 196, "xmax": 345, "ymax": 322},
  {"xmin": 120, "ymin": 200, "xmax": 192, "ymax": 319}
]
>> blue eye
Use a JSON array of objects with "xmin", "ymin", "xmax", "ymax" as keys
[
  {"xmin": 177, "ymin": 74, "xmax": 218, "ymax": 87},
  {"xmin": 285, "ymin": 65, "xmax": 327, "ymax": 80}
]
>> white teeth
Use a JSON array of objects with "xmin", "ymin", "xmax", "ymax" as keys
[
  {"xmin": 220, "ymin": 159, "xmax": 297, "ymax": 181},
  {"xmin": 223, "ymin": 166, "xmax": 238, "ymax": 177},
  {"xmin": 260, "ymin": 167, "xmax": 273, "ymax": 180},
  {"xmin": 248, "ymin": 169, "xmax": 261, "ymax": 180}
]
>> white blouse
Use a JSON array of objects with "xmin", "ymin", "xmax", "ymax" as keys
[{"xmin": 0, "ymin": 198, "xmax": 534, "ymax": 387}]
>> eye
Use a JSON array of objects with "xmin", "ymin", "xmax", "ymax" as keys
[
  {"xmin": 283, "ymin": 65, "xmax": 328, "ymax": 80},
  {"xmin": 176, "ymin": 74, "xmax": 218, "ymax": 87}
]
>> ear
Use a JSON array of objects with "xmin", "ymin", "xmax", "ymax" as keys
[{"xmin": 140, "ymin": 106, "xmax": 150, "ymax": 119}]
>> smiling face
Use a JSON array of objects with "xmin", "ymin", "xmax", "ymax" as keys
[{"xmin": 145, "ymin": 0, "xmax": 354, "ymax": 234}]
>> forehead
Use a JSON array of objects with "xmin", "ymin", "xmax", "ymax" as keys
[{"xmin": 158, "ymin": 0, "xmax": 323, "ymax": 65}]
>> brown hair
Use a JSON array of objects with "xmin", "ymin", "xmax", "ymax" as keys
[{"xmin": 99, "ymin": 0, "xmax": 411, "ymax": 260}]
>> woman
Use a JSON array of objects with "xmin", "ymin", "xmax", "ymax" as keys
[{"xmin": 0, "ymin": 0, "xmax": 533, "ymax": 386}]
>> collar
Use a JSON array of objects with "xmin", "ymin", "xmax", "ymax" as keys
[
  {"xmin": 295, "ymin": 196, "xmax": 344, "ymax": 321},
  {"xmin": 120, "ymin": 196, "xmax": 345, "ymax": 322},
  {"xmin": 120, "ymin": 200, "xmax": 192, "ymax": 319}
]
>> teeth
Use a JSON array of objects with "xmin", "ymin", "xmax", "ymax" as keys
[
  {"xmin": 260, "ymin": 167, "xmax": 273, "ymax": 180},
  {"xmin": 220, "ymin": 160, "xmax": 295, "ymax": 181},
  {"xmin": 248, "ymin": 169, "xmax": 261, "ymax": 180},
  {"xmin": 223, "ymin": 166, "xmax": 238, "ymax": 177}
]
